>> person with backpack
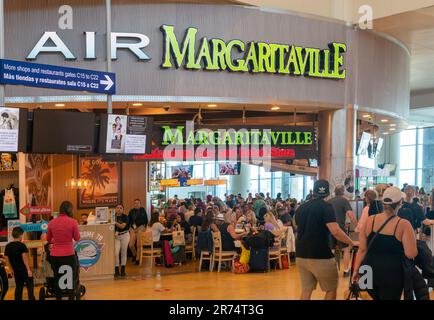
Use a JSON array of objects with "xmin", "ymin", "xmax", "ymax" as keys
[
  {"xmin": 294, "ymin": 180, "xmax": 355, "ymax": 300},
  {"xmin": 352, "ymin": 187, "xmax": 418, "ymax": 300}
]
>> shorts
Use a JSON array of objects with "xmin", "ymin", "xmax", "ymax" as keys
[
  {"xmin": 297, "ymin": 258, "xmax": 339, "ymax": 292},
  {"xmin": 330, "ymin": 225, "xmax": 350, "ymax": 250}
]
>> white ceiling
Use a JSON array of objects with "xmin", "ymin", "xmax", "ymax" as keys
[{"xmin": 374, "ymin": 6, "xmax": 434, "ymax": 92}]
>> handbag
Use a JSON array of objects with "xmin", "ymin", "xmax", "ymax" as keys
[
  {"xmin": 281, "ymin": 255, "xmax": 289, "ymax": 269},
  {"xmin": 232, "ymin": 255, "xmax": 250, "ymax": 274},
  {"xmin": 240, "ymin": 244, "xmax": 251, "ymax": 265},
  {"xmin": 172, "ymin": 225, "xmax": 185, "ymax": 247}
]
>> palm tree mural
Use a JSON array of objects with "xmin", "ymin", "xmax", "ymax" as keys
[{"xmin": 79, "ymin": 157, "xmax": 120, "ymax": 208}]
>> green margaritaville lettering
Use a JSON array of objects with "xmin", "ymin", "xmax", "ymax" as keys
[
  {"xmin": 161, "ymin": 126, "xmax": 313, "ymax": 146},
  {"xmin": 160, "ymin": 25, "xmax": 346, "ymax": 79}
]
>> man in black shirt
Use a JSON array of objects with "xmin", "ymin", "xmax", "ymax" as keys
[
  {"xmin": 294, "ymin": 180, "xmax": 355, "ymax": 300},
  {"xmin": 128, "ymin": 199, "xmax": 148, "ymax": 265},
  {"xmin": 189, "ymin": 207, "xmax": 203, "ymax": 227}
]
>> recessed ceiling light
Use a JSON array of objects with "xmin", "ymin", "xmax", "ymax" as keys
[
  {"xmin": 132, "ymin": 103, "xmax": 143, "ymax": 107},
  {"xmin": 363, "ymin": 114, "xmax": 370, "ymax": 118},
  {"xmin": 389, "ymin": 128, "xmax": 396, "ymax": 131},
  {"xmin": 383, "ymin": 132, "xmax": 389, "ymax": 135},
  {"xmin": 381, "ymin": 119, "xmax": 389, "ymax": 123},
  {"xmin": 390, "ymin": 124, "xmax": 396, "ymax": 127},
  {"xmin": 271, "ymin": 106, "xmax": 280, "ymax": 111},
  {"xmin": 207, "ymin": 104, "xmax": 217, "ymax": 108},
  {"xmin": 55, "ymin": 103, "xmax": 65, "ymax": 107}
]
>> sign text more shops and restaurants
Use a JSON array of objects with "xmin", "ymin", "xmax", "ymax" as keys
[{"xmin": 26, "ymin": 25, "xmax": 346, "ymax": 80}]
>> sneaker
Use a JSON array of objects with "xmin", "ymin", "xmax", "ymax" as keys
[{"xmin": 135, "ymin": 260, "xmax": 140, "ymax": 265}]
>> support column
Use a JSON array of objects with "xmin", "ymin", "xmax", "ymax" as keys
[
  {"xmin": 281, "ymin": 172, "xmax": 290, "ymax": 199},
  {"xmin": 105, "ymin": 0, "xmax": 112, "ymax": 113},
  {"xmin": 229, "ymin": 163, "xmax": 251, "ymax": 197},
  {"xmin": 319, "ymin": 105, "xmax": 357, "ymax": 195}
]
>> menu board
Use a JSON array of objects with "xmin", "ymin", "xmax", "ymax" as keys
[
  {"xmin": 0, "ymin": 107, "xmax": 20, "ymax": 152},
  {"xmin": 105, "ymin": 115, "xmax": 151, "ymax": 154}
]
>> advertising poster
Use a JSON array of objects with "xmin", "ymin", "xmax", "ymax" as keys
[
  {"xmin": 0, "ymin": 107, "xmax": 19, "ymax": 152},
  {"xmin": 78, "ymin": 157, "xmax": 121, "ymax": 209},
  {"xmin": 218, "ymin": 162, "xmax": 240, "ymax": 176},
  {"xmin": 171, "ymin": 165, "xmax": 193, "ymax": 187},
  {"xmin": 106, "ymin": 115, "xmax": 149, "ymax": 154},
  {"xmin": 25, "ymin": 154, "xmax": 52, "ymax": 208},
  {"xmin": 106, "ymin": 114, "xmax": 127, "ymax": 153},
  {"xmin": 124, "ymin": 116, "xmax": 148, "ymax": 154}
]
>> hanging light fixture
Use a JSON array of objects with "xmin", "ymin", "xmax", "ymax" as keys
[{"xmin": 65, "ymin": 155, "xmax": 91, "ymax": 189}]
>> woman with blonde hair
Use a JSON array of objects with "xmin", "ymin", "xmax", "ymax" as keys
[
  {"xmin": 245, "ymin": 210, "xmax": 257, "ymax": 227},
  {"xmin": 264, "ymin": 212, "xmax": 282, "ymax": 237}
]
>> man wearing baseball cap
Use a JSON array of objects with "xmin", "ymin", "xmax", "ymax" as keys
[{"xmin": 295, "ymin": 180, "xmax": 355, "ymax": 300}]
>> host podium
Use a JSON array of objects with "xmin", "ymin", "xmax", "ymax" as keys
[{"xmin": 77, "ymin": 224, "xmax": 115, "ymax": 281}]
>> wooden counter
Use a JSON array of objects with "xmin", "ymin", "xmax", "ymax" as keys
[{"xmin": 77, "ymin": 224, "xmax": 115, "ymax": 281}]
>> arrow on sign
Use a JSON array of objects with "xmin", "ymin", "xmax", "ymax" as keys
[
  {"xmin": 100, "ymin": 75, "xmax": 114, "ymax": 91},
  {"xmin": 20, "ymin": 205, "xmax": 52, "ymax": 216}
]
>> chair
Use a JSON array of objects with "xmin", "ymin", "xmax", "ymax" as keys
[
  {"xmin": 138, "ymin": 230, "xmax": 162, "ymax": 267},
  {"xmin": 197, "ymin": 230, "xmax": 213, "ymax": 272},
  {"xmin": 185, "ymin": 226, "xmax": 196, "ymax": 261},
  {"xmin": 211, "ymin": 231, "xmax": 236, "ymax": 272},
  {"xmin": 269, "ymin": 232, "xmax": 282, "ymax": 270},
  {"xmin": 280, "ymin": 227, "xmax": 291, "ymax": 267}
]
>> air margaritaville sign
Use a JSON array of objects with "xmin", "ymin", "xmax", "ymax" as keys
[
  {"xmin": 160, "ymin": 25, "xmax": 346, "ymax": 79},
  {"xmin": 27, "ymin": 25, "xmax": 346, "ymax": 80}
]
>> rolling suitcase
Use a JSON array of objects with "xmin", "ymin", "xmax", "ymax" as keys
[
  {"xmin": 162, "ymin": 240, "xmax": 174, "ymax": 267},
  {"xmin": 249, "ymin": 248, "xmax": 269, "ymax": 273}
]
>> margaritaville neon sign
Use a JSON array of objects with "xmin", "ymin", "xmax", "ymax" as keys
[
  {"xmin": 161, "ymin": 25, "xmax": 346, "ymax": 79},
  {"xmin": 160, "ymin": 126, "xmax": 314, "ymax": 146}
]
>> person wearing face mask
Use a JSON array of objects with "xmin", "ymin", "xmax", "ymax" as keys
[
  {"xmin": 352, "ymin": 187, "xmax": 418, "ymax": 300},
  {"xmin": 114, "ymin": 204, "xmax": 130, "ymax": 279}
]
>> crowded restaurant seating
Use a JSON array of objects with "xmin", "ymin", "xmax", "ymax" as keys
[{"xmin": 139, "ymin": 193, "xmax": 299, "ymax": 274}]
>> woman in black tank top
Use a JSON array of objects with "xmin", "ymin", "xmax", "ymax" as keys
[{"xmin": 352, "ymin": 187, "xmax": 418, "ymax": 300}]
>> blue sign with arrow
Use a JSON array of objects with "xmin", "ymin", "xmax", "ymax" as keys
[
  {"xmin": 0, "ymin": 59, "xmax": 116, "ymax": 94},
  {"xmin": 19, "ymin": 220, "xmax": 49, "ymax": 234}
]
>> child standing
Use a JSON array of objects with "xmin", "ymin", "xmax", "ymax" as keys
[{"xmin": 4, "ymin": 227, "xmax": 35, "ymax": 300}]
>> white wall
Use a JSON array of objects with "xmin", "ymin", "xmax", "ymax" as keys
[{"xmin": 236, "ymin": 0, "xmax": 434, "ymax": 23}]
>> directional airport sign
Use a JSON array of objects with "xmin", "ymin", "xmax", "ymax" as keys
[{"xmin": 0, "ymin": 59, "xmax": 116, "ymax": 94}]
